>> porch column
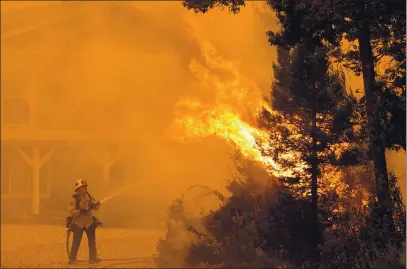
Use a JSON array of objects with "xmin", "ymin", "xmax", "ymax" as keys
[
  {"xmin": 32, "ymin": 148, "xmax": 40, "ymax": 216},
  {"xmin": 92, "ymin": 146, "xmax": 122, "ymax": 187},
  {"xmin": 101, "ymin": 150, "xmax": 111, "ymax": 186},
  {"xmin": 16, "ymin": 146, "xmax": 55, "ymax": 215},
  {"xmin": 90, "ymin": 146, "xmax": 122, "ymax": 219}
]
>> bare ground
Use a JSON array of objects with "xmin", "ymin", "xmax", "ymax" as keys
[{"xmin": 1, "ymin": 224, "xmax": 163, "ymax": 268}]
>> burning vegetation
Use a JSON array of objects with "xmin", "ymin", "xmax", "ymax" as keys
[
  {"xmin": 172, "ymin": 42, "xmax": 305, "ymax": 179},
  {"xmin": 157, "ymin": 1, "xmax": 406, "ymax": 268}
]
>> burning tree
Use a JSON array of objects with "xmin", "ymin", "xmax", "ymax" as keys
[{"xmin": 260, "ymin": 44, "xmax": 358, "ymax": 257}]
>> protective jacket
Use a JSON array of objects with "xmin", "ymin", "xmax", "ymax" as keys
[{"xmin": 68, "ymin": 192, "xmax": 100, "ymax": 229}]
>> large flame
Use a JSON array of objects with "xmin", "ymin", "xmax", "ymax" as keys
[
  {"xmin": 170, "ymin": 38, "xmax": 307, "ymax": 178},
  {"xmin": 168, "ymin": 21, "xmax": 369, "ymax": 214}
]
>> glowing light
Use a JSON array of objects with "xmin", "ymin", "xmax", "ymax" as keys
[{"xmin": 170, "ymin": 40, "xmax": 307, "ymax": 178}]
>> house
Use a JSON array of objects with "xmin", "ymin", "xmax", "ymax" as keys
[{"xmin": 1, "ymin": 1, "xmax": 201, "ymax": 219}]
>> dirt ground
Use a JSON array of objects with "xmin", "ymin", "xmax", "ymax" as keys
[{"xmin": 1, "ymin": 224, "xmax": 163, "ymax": 268}]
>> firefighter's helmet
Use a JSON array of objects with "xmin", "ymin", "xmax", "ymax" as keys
[{"xmin": 75, "ymin": 179, "xmax": 88, "ymax": 191}]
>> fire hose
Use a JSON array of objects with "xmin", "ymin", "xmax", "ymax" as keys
[{"xmin": 64, "ymin": 187, "xmax": 132, "ymax": 259}]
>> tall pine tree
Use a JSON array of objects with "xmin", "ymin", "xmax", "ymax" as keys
[
  {"xmin": 262, "ymin": 45, "xmax": 357, "ymax": 258},
  {"xmin": 264, "ymin": 0, "xmax": 404, "ymax": 232}
]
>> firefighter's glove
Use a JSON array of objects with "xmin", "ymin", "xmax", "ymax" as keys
[
  {"xmin": 80, "ymin": 209, "xmax": 88, "ymax": 216},
  {"xmin": 89, "ymin": 201, "xmax": 100, "ymax": 210}
]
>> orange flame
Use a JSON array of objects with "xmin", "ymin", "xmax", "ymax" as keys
[
  {"xmin": 170, "ymin": 40, "xmax": 307, "ymax": 178},
  {"xmin": 169, "ymin": 21, "xmax": 366, "ymax": 211}
]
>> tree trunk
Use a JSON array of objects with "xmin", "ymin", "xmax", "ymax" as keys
[
  {"xmin": 311, "ymin": 107, "xmax": 318, "ymax": 222},
  {"xmin": 310, "ymin": 104, "xmax": 320, "ymax": 257},
  {"xmin": 357, "ymin": 24, "xmax": 392, "ymax": 222}
]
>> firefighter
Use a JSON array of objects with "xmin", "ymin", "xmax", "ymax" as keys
[{"xmin": 67, "ymin": 179, "xmax": 101, "ymax": 265}]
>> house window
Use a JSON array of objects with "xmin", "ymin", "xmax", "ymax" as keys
[
  {"xmin": 1, "ymin": 166, "xmax": 11, "ymax": 195},
  {"xmin": 1, "ymin": 68, "xmax": 32, "ymax": 97},
  {"xmin": 2, "ymin": 97, "xmax": 30, "ymax": 126},
  {"xmin": 2, "ymin": 65, "xmax": 33, "ymax": 127},
  {"xmin": 1, "ymin": 147, "xmax": 32, "ymax": 197}
]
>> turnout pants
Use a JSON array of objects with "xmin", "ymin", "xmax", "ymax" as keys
[{"xmin": 69, "ymin": 223, "xmax": 98, "ymax": 261}]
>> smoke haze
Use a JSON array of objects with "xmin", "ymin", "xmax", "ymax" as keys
[{"xmin": 1, "ymin": 1, "xmax": 404, "ymax": 229}]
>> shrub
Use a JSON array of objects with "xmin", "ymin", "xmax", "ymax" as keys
[
  {"xmin": 155, "ymin": 163, "xmax": 405, "ymax": 269},
  {"xmin": 155, "ymin": 198, "xmax": 202, "ymax": 268},
  {"xmin": 319, "ymin": 172, "xmax": 406, "ymax": 269}
]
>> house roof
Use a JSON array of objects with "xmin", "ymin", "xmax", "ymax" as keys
[
  {"xmin": 1, "ymin": 2, "xmax": 192, "ymax": 52},
  {"xmin": 0, "ymin": 2, "xmax": 198, "ymax": 143}
]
